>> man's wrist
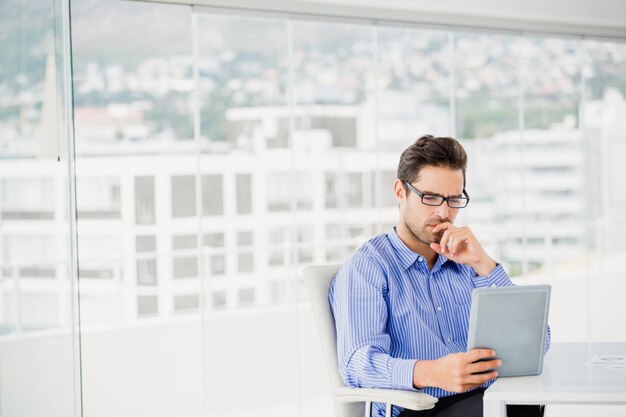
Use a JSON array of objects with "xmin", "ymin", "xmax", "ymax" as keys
[
  {"xmin": 472, "ymin": 258, "xmax": 497, "ymax": 277},
  {"xmin": 413, "ymin": 359, "xmax": 432, "ymax": 389}
]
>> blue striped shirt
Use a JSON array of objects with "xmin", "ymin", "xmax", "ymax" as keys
[{"xmin": 329, "ymin": 228, "xmax": 551, "ymax": 417}]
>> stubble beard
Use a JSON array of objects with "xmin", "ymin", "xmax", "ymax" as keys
[{"xmin": 404, "ymin": 214, "xmax": 448, "ymax": 247}]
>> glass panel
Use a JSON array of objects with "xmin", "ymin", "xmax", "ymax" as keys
[
  {"xmin": 454, "ymin": 33, "xmax": 519, "ymax": 139},
  {"xmin": 451, "ymin": 33, "xmax": 522, "ymax": 275},
  {"xmin": 581, "ymin": 39, "xmax": 626, "ymax": 342},
  {"xmin": 509, "ymin": 38, "xmax": 587, "ymax": 336},
  {"xmin": 0, "ymin": 0, "xmax": 77, "ymax": 414},
  {"xmin": 195, "ymin": 13, "xmax": 299, "ymax": 417},
  {"xmin": 71, "ymin": 1, "xmax": 202, "ymax": 417},
  {"xmin": 290, "ymin": 20, "xmax": 376, "ymax": 415}
]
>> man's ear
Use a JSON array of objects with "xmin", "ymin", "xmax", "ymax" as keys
[{"xmin": 393, "ymin": 179, "xmax": 405, "ymax": 203}]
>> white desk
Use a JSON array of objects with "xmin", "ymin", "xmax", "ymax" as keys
[{"xmin": 483, "ymin": 342, "xmax": 626, "ymax": 417}]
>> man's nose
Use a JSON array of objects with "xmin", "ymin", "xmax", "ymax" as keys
[{"xmin": 435, "ymin": 203, "xmax": 450, "ymax": 219}]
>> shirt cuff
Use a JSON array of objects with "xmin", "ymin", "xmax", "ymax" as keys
[
  {"xmin": 391, "ymin": 358, "xmax": 419, "ymax": 390},
  {"xmin": 471, "ymin": 263, "xmax": 512, "ymax": 288}
]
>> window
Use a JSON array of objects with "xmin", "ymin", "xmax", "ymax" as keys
[
  {"xmin": 237, "ymin": 253, "xmax": 254, "ymax": 273},
  {"xmin": 324, "ymin": 173, "xmax": 338, "ymax": 209},
  {"xmin": 77, "ymin": 178, "xmax": 121, "ymax": 219},
  {"xmin": 238, "ymin": 288, "xmax": 255, "ymax": 307},
  {"xmin": 171, "ymin": 176, "xmax": 195, "ymax": 218},
  {"xmin": 1, "ymin": 236, "xmax": 56, "ymax": 278},
  {"xmin": 236, "ymin": 174, "xmax": 252, "ymax": 214},
  {"xmin": 268, "ymin": 227, "xmax": 289, "ymax": 266},
  {"xmin": 203, "ymin": 232, "xmax": 224, "ymax": 248},
  {"xmin": 136, "ymin": 259, "xmax": 157, "ymax": 286},
  {"xmin": 211, "ymin": 291, "xmax": 227, "ymax": 309},
  {"xmin": 269, "ymin": 281, "xmax": 286, "ymax": 305},
  {"xmin": 76, "ymin": 235, "xmax": 122, "ymax": 280},
  {"xmin": 237, "ymin": 231, "xmax": 253, "ymax": 246},
  {"xmin": 378, "ymin": 171, "xmax": 397, "ymax": 207},
  {"xmin": 202, "ymin": 174, "xmax": 223, "ymax": 216},
  {"xmin": 209, "ymin": 255, "xmax": 225, "ymax": 276},
  {"xmin": 173, "ymin": 257, "xmax": 198, "ymax": 279},
  {"xmin": 267, "ymin": 172, "xmax": 313, "ymax": 211},
  {"xmin": 172, "ymin": 234, "xmax": 196, "ymax": 250},
  {"xmin": 174, "ymin": 294, "xmax": 199, "ymax": 312},
  {"xmin": 346, "ymin": 173, "xmax": 363, "ymax": 208},
  {"xmin": 297, "ymin": 225, "xmax": 314, "ymax": 263},
  {"xmin": 137, "ymin": 295, "xmax": 158, "ymax": 316},
  {"xmin": 136, "ymin": 235, "xmax": 156, "ymax": 252},
  {"xmin": 0, "ymin": 179, "xmax": 55, "ymax": 220},
  {"xmin": 135, "ymin": 176, "xmax": 155, "ymax": 224}
]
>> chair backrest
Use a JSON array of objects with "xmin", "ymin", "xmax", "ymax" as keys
[{"xmin": 303, "ymin": 264, "xmax": 344, "ymax": 390}]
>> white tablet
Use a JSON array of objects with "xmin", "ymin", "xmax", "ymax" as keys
[{"xmin": 466, "ymin": 285, "xmax": 551, "ymax": 377}]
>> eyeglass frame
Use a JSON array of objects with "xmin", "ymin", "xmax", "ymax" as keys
[{"xmin": 402, "ymin": 180, "xmax": 470, "ymax": 208}]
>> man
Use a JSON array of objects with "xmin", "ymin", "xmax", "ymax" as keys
[{"xmin": 329, "ymin": 135, "xmax": 550, "ymax": 417}]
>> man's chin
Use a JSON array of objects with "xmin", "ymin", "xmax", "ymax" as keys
[
  {"xmin": 415, "ymin": 232, "xmax": 439, "ymax": 247},
  {"xmin": 429, "ymin": 232, "xmax": 443, "ymax": 245}
]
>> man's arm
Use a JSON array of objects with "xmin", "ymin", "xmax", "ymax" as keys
[
  {"xmin": 330, "ymin": 256, "xmax": 417, "ymax": 390},
  {"xmin": 430, "ymin": 222, "xmax": 552, "ymax": 353}
]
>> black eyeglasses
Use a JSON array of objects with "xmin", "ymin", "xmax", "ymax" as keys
[{"xmin": 403, "ymin": 181, "xmax": 470, "ymax": 208}]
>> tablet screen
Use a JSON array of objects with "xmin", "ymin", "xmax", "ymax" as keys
[{"xmin": 466, "ymin": 285, "xmax": 551, "ymax": 377}]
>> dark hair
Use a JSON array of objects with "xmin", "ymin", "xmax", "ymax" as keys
[{"xmin": 397, "ymin": 134, "xmax": 468, "ymax": 187}]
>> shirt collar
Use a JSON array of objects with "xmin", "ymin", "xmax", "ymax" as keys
[{"xmin": 388, "ymin": 227, "xmax": 460, "ymax": 272}]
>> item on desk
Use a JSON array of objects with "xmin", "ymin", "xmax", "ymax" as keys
[{"xmin": 589, "ymin": 354, "xmax": 626, "ymax": 369}]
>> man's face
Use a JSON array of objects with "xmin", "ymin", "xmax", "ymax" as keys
[{"xmin": 395, "ymin": 166, "xmax": 465, "ymax": 246}]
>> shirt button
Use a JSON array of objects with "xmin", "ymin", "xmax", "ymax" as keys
[
  {"xmin": 447, "ymin": 338, "xmax": 452, "ymax": 342},
  {"xmin": 490, "ymin": 284, "xmax": 497, "ymax": 288},
  {"xmin": 417, "ymin": 256, "xmax": 423, "ymax": 262},
  {"xmin": 436, "ymin": 306, "xmax": 442, "ymax": 312}
]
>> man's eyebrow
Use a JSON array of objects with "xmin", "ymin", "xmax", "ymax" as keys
[{"xmin": 420, "ymin": 189, "xmax": 464, "ymax": 198}]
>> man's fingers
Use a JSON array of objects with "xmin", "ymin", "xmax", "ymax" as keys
[
  {"xmin": 430, "ymin": 243, "xmax": 443, "ymax": 254},
  {"xmin": 465, "ymin": 349, "xmax": 497, "ymax": 362},
  {"xmin": 449, "ymin": 231, "xmax": 470, "ymax": 254},
  {"xmin": 439, "ymin": 230, "xmax": 452, "ymax": 253},
  {"xmin": 432, "ymin": 222, "xmax": 453, "ymax": 234},
  {"xmin": 465, "ymin": 371, "xmax": 499, "ymax": 385},
  {"xmin": 468, "ymin": 358, "xmax": 501, "ymax": 374}
]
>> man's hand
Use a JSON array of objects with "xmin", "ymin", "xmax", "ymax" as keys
[
  {"xmin": 413, "ymin": 349, "xmax": 501, "ymax": 393},
  {"xmin": 430, "ymin": 222, "xmax": 496, "ymax": 276}
]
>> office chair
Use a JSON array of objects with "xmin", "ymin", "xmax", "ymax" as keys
[{"xmin": 303, "ymin": 264, "xmax": 438, "ymax": 417}]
